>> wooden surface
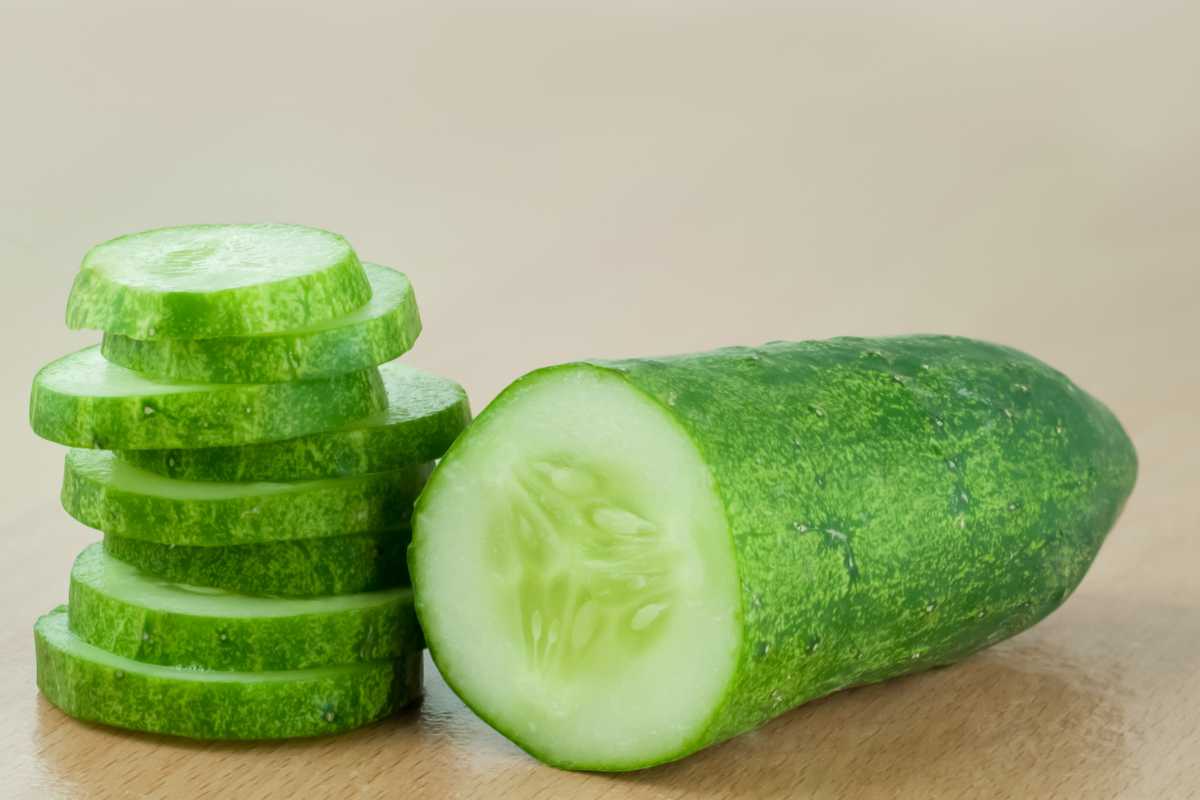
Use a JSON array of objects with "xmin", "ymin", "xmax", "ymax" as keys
[{"xmin": 2, "ymin": 3, "xmax": 1199, "ymax": 798}]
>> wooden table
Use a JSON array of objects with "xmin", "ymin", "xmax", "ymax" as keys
[{"xmin": 2, "ymin": 3, "xmax": 1198, "ymax": 798}]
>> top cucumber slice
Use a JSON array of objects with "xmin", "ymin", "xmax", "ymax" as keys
[
  {"xmin": 117, "ymin": 361, "xmax": 470, "ymax": 481},
  {"xmin": 69, "ymin": 543, "xmax": 421, "ymax": 671},
  {"xmin": 66, "ymin": 224, "xmax": 371, "ymax": 340},
  {"xmin": 100, "ymin": 264, "xmax": 421, "ymax": 383},
  {"xmin": 30, "ymin": 346, "xmax": 386, "ymax": 450},
  {"xmin": 410, "ymin": 335, "xmax": 1138, "ymax": 771}
]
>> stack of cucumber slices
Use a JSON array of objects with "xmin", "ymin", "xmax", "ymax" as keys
[{"xmin": 29, "ymin": 224, "xmax": 470, "ymax": 739}]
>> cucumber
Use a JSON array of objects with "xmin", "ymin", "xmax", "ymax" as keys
[
  {"xmin": 62, "ymin": 450, "xmax": 430, "ymax": 546},
  {"xmin": 35, "ymin": 608, "xmax": 421, "ymax": 739},
  {"xmin": 68, "ymin": 543, "xmax": 420, "ymax": 671},
  {"xmin": 409, "ymin": 335, "xmax": 1138, "ymax": 771},
  {"xmin": 30, "ymin": 346, "xmax": 386, "ymax": 450},
  {"xmin": 100, "ymin": 264, "xmax": 421, "ymax": 383},
  {"xmin": 104, "ymin": 530, "xmax": 411, "ymax": 597},
  {"xmin": 65, "ymin": 224, "xmax": 371, "ymax": 340},
  {"xmin": 117, "ymin": 362, "xmax": 469, "ymax": 482}
]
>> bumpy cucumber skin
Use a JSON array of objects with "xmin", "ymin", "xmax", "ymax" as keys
[
  {"xmin": 104, "ymin": 531, "xmax": 412, "ymax": 597},
  {"xmin": 100, "ymin": 265, "xmax": 422, "ymax": 383},
  {"xmin": 30, "ymin": 347, "xmax": 388, "ymax": 450},
  {"xmin": 116, "ymin": 365, "xmax": 470, "ymax": 481},
  {"xmin": 413, "ymin": 335, "xmax": 1138, "ymax": 771},
  {"xmin": 36, "ymin": 608, "xmax": 422, "ymax": 740},
  {"xmin": 62, "ymin": 451, "xmax": 430, "ymax": 546},
  {"xmin": 65, "ymin": 224, "xmax": 372, "ymax": 340},
  {"xmin": 68, "ymin": 544, "xmax": 421, "ymax": 671}
]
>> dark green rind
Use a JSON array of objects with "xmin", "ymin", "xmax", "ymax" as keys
[
  {"xmin": 65, "ymin": 224, "xmax": 371, "ymax": 340},
  {"xmin": 30, "ymin": 347, "xmax": 387, "ymax": 450},
  {"xmin": 116, "ymin": 362, "xmax": 470, "ymax": 481},
  {"xmin": 104, "ymin": 531, "xmax": 412, "ymax": 597},
  {"xmin": 35, "ymin": 608, "xmax": 422, "ymax": 740},
  {"xmin": 68, "ymin": 544, "xmax": 421, "ymax": 671},
  {"xmin": 100, "ymin": 264, "xmax": 422, "ymax": 383},
  {"xmin": 62, "ymin": 450, "xmax": 430, "ymax": 545},
  {"xmin": 414, "ymin": 334, "xmax": 1138, "ymax": 770}
]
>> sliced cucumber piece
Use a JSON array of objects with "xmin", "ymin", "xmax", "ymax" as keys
[
  {"xmin": 63, "ymin": 450, "xmax": 429, "ymax": 546},
  {"xmin": 410, "ymin": 336, "xmax": 1138, "ymax": 771},
  {"xmin": 30, "ymin": 346, "xmax": 387, "ymax": 450},
  {"xmin": 101, "ymin": 264, "xmax": 421, "ymax": 383},
  {"xmin": 35, "ymin": 607, "xmax": 421, "ymax": 740},
  {"xmin": 104, "ymin": 530, "xmax": 411, "ymax": 597},
  {"xmin": 66, "ymin": 224, "xmax": 371, "ymax": 340},
  {"xmin": 68, "ymin": 543, "xmax": 420, "ymax": 671},
  {"xmin": 117, "ymin": 362, "xmax": 469, "ymax": 481}
]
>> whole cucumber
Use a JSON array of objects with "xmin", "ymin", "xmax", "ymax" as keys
[{"xmin": 409, "ymin": 335, "xmax": 1137, "ymax": 771}]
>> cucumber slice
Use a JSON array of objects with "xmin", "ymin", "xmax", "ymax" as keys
[
  {"xmin": 63, "ymin": 450, "xmax": 430, "ymax": 545},
  {"xmin": 66, "ymin": 224, "xmax": 371, "ymax": 340},
  {"xmin": 101, "ymin": 264, "xmax": 421, "ymax": 383},
  {"xmin": 30, "ymin": 346, "xmax": 387, "ymax": 450},
  {"xmin": 117, "ymin": 362, "xmax": 469, "ymax": 482},
  {"xmin": 35, "ymin": 608, "xmax": 421, "ymax": 740},
  {"xmin": 68, "ymin": 543, "xmax": 420, "ymax": 671},
  {"xmin": 410, "ymin": 336, "xmax": 1138, "ymax": 771},
  {"xmin": 104, "ymin": 530, "xmax": 411, "ymax": 597}
]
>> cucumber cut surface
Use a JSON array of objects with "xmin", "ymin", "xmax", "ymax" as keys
[
  {"xmin": 69, "ymin": 543, "xmax": 420, "ymax": 671},
  {"xmin": 35, "ymin": 608, "xmax": 422, "ymax": 740},
  {"xmin": 410, "ymin": 336, "xmax": 1138, "ymax": 771},
  {"xmin": 30, "ymin": 346, "xmax": 386, "ymax": 450},
  {"xmin": 118, "ymin": 362, "xmax": 469, "ymax": 481},
  {"xmin": 101, "ymin": 264, "xmax": 421, "ymax": 383},
  {"xmin": 411, "ymin": 368, "xmax": 741, "ymax": 770},
  {"xmin": 66, "ymin": 224, "xmax": 371, "ymax": 340},
  {"xmin": 104, "ymin": 530, "xmax": 411, "ymax": 597},
  {"xmin": 63, "ymin": 450, "xmax": 430, "ymax": 545}
]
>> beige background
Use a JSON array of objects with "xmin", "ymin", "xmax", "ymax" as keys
[{"xmin": 1, "ymin": 2, "xmax": 1197, "ymax": 798}]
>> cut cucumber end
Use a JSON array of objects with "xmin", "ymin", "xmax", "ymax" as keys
[{"xmin": 411, "ymin": 364, "xmax": 741, "ymax": 770}]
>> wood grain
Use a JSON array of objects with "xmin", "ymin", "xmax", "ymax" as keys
[{"xmin": 2, "ymin": 2, "xmax": 1198, "ymax": 798}]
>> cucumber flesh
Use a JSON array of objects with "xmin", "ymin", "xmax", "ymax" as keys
[
  {"xmin": 66, "ymin": 224, "xmax": 371, "ymax": 340},
  {"xmin": 30, "ymin": 346, "xmax": 387, "ymax": 450},
  {"xmin": 104, "ymin": 530, "xmax": 411, "ymax": 597},
  {"xmin": 117, "ymin": 361, "xmax": 469, "ymax": 481},
  {"xmin": 101, "ymin": 264, "xmax": 422, "ymax": 383},
  {"xmin": 411, "ymin": 367, "xmax": 740, "ymax": 769},
  {"xmin": 63, "ymin": 450, "xmax": 430, "ymax": 545},
  {"xmin": 35, "ymin": 608, "xmax": 421, "ymax": 739},
  {"xmin": 69, "ymin": 543, "xmax": 420, "ymax": 670}
]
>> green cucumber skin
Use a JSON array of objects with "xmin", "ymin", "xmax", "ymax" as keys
[
  {"xmin": 68, "ymin": 545, "xmax": 421, "ymax": 671},
  {"xmin": 30, "ymin": 348, "xmax": 388, "ymax": 450},
  {"xmin": 104, "ymin": 531, "xmax": 412, "ymax": 597},
  {"xmin": 100, "ymin": 265, "xmax": 422, "ymax": 383},
  {"xmin": 116, "ymin": 365, "xmax": 470, "ymax": 482},
  {"xmin": 417, "ymin": 335, "xmax": 1138, "ymax": 770},
  {"xmin": 36, "ymin": 608, "xmax": 422, "ymax": 740},
  {"xmin": 62, "ymin": 451, "xmax": 430, "ymax": 546},
  {"xmin": 65, "ymin": 225, "xmax": 372, "ymax": 340}
]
